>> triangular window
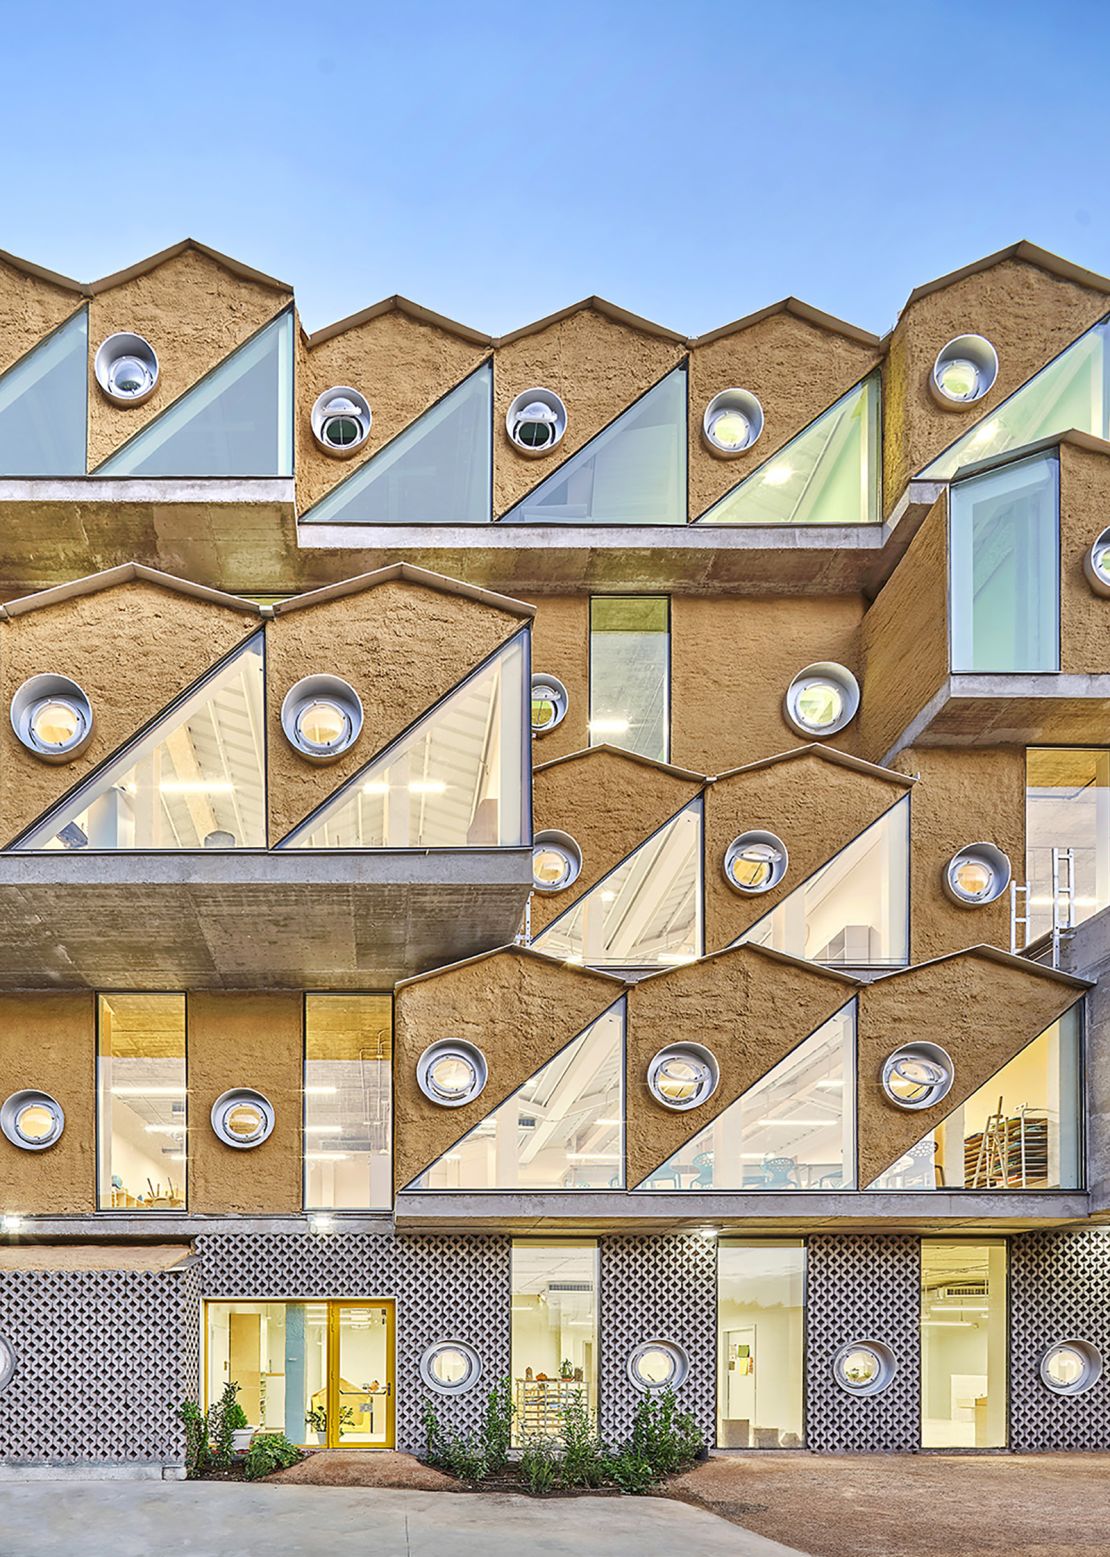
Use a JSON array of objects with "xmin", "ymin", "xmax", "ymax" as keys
[
  {"xmin": 300, "ymin": 363, "xmax": 492, "ymax": 524},
  {"xmin": 17, "ymin": 633, "xmax": 266, "ymax": 850},
  {"xmin": 279, "ymin": 631, "xmax": 528, "ymax": 848},
  {"xmin": 501, "ymin": 366, "xmax": 687, "ymax": 524},
  {"xmin": 635, "ymin": 1003, "xmax": 856, "ymax": 1191},
  {"xmin": 534, "ymin": 800, "xmax": 702, "ymax": 970},
  {"xmin": 698, "ymin": 372, "xmax": 880, "ymax": 525},
  {"xmin": 408, "ymin": 999, "xmax": 625, "ymax": 1191},
  {"xmin": 0, "ymin": 308, "xmax": 87, "ymax": 476},
  {"xmin": 97, "ymin": 312, "xmax": 293, "ymax": 477}
]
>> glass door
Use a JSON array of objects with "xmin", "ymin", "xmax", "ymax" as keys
[{"xmin": 328, "ymin": 1301, "xmax": 395, "ymax": 1447}]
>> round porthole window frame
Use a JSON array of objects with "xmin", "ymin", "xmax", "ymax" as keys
[
  {"xmin": 310, "ymin": 385, "xmax": 373, "ymax": 458},
  {"xmin": 1040, "ymin": 1339, "xmax": 1103, "ymax": 1396},
  {"xmin": 832, "ymin": 1340, "xmax": 897, "ymax": 1397},
  {"xmin": 783, "ymin": 662, "xmax": 861, "ymax": 739},
  {"xmin": 11, "ymin": 674, "xmax": 94, "ymax": 764},
  {"xmin": 1084, "ymin": 528, "xmax": 1110, "ymax": 598},
  {"xmin": 419, "ymin": 1339, "xmax": 483, "ymax": 1395},
  {"xmin": 646, "ymin": 1043, "xmax": 720, "ymax": 1112},
  {"xmin": 0, "ymin": 1089, "xmax": 65, "ymax": 1152},
  {"xmin": 532, "ymin": 829, "xmax": 582, "ymax": 894},
  {"xmin": 880, "ymin": 1042, "xmax": 954, "ymax": 1111},
  {"xmin": 506, "ymin": 387, "xmax": 568, "ymax": 456},
  {"xmin": 930, "ymin": 335, "xmax": 999, "ymax": 409},
  {"xmin": 531, "ymin": 673, "xmax": 569, "ymax": 736},
  {"xmin": 416, "ymin": 1039, "xmax": 489, "ymax": 1109},
  {"xmin": 627, "ymin": 1339, "xmax": 690, "ymax": 1394},
  {"xmin": 280, "ymin": 674, "xmax": 364, "ymax": 764},
  {"xmin": 943, "ymin": 842, "xmax": 1012, "ymax": 907},
  {"xmin": 95, "ymin": 332, "xmax": 160, "ymax": 406},
  {"xmin": 210, "ymin": 1088, "xmax": 275, "ymax": 1150},
  {"xmin": 0, "ymin": 1335, "xmax": 16, "ymax": 1393},
  {"xmin": 723, "ymin": 830, "xmax": 788, "ymax": 895},
  {"xmin": 702, "ymin": 388, "xmax": 764, "ymax": 456}
]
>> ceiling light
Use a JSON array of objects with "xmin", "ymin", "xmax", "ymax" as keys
[
  {"xmin": 587, "ymin": 718, "xmax": 630, "ymax": 736},
  {"xmin": 762, "ymin": 462, "xmax": 793, "ymax": 486},
  {"xmin": 408, "ymin": 780, "xmax": 447, "ymax": 795}
]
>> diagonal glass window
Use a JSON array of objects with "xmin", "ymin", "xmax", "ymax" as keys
[
  {"xmin": 921, "ymin": 316, "xmax": 1109, "ymax": 481},
  {"xmin": 868, "ymin": 1007, "xmax": 1081, "ymax": 1191},
  {"xmin": 589, "ymin": 596, "xmax": 669, "ymax": 760},
  {"xmin": 96, "ymin": 311, "xmax": 293, "ymax": 477},
  {"xmin": 17, "ymin": 633, "xmax": 265, "ymax": 850},
  {"xmin": 735, "ymin": 798, "xmax": 909, "ymax": 967},
  {"xmin": 636, "ymin": 1003, "xmax": 856, "ymax": 1191},
  {"xmin": 501, "ymin": 366, "xmax": 687, "ymax": 524},
  {"xmin": 0, "ymin": 307, "xmax": 87, "ymax": 476},
  {"xmin": 534, "ymin": 800, "xmax": 702, "ymax": 970},
  {"xmin": 408, "ymin": 1000, "xmax": 625, "ymax": 1191},
  {"xmin": 698, "ymin": 373, "xmax": 880, "ymax": 525},
  {"xmin": 300, "ymin": 362, "xmax": 492, "ymax": 524},
  {"xmin": 280, "ymin": 631, "xmax": 528, "ymax": 848},
  {"xmin": 1025, "ymin": 747, "xmax": 1110, "ymax": 940}
]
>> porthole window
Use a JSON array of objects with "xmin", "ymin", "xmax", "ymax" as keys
[
  {"xmin": 1084, "ymin": 529, "xmax": 1110, "ymax": 598},
  {"xmin": 11, "ymin": 674, "xmax": 94, "ymax": 763},
  {"xmin": 1, "ymin": 1090, "xmax": 65, "ymax": 1152},
  {"xmin": 506, "ymin": 388, "xmax": 567, "ymax": 455},
  {"xmin": 95, "ymin": 332, "xmax": 160, "ymax": 406},
  {"xmin": 280, "ymin": 675, "xmax": 364, "ymax": 764},
  {"xmin": 532, "ymin": 830, "xmax": 582, "ymax": 893},
  {"xmin": 943, "ymin": 842, "xmax": 1011, "ymax": 907},
  {"xmin": 0, "ymin": 1336, "xmax": 15, "ymax": 1393},
  {"xmin": 881, "ymin": 1043, "xmax": 954, "ymax": 1111},
  {"xmin": 702, "ymin": 388, "xmax": 764, "ymax": 456},
  {"xmin": 723, "ymin": 830, "xmax": 788, "ymax": 895},
  {"xmin": 832, "ymin": 1340, "xmax": 896, "ymax": 1397},
  {"xmin": 783, "ymin": 662, "xmax": 860, "ymax": 738},
  {"xmin": 419, "ymin": 1340, "xmax": 482, "ymax": 1394},
  {"xmin": 647, "ymin": 1044, "xmax": 719, "ymax": 1111},
  {"xmin": 931, "ymin": 335, "xmax": 999, "ymax": 408},
  {"xmin": 627, "ymin": 1340, "xmax": 689, "ymax": 1393},
  {"xmin": 417, "ymin": 1040, "xmax": 488, "ymax": 1108},
  {"xmin": 311, "ymin": 386, "xmax": 372, "ymax": 457},
  {"xmin": 531, "ymin": 674, "xmax": 569, "ymax": 735},
  {"xmin": 211, "ymin": 1088, "xmax": 274, "ymax": 1149},
  {"xmin": 1040, "ymin": 1339, "xmax": 1103, "ymax": 1396}
]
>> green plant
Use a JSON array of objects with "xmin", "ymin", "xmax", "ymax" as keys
[
  {"xmin": 209, "ymin": 1379, "xmax": 243, "ymax": 1467},
  {"xmin": 626, "ymin": 1388, "xmax": 705, "ymax": 1480},
  {"xmin": 226, "ymin": 1400, "xmax": 248, "ymax": 1432},
  {"xmin": 481, "ymin": 1376, "xmax": 514, "ymax": 1473},
  {"xmin": 519, "ymin": 1433, "xmax": 561, "ymax": 1495},
  {"xmin": 304, "ymin": 1405, "xmax": 328, "ymax": 1435},
  {"xmin": 243, "ymin": 1432, "xmax": 302, "ymax": 1480},
  {"xmin": 604, "ymin": 1447, "xmax": 657, "ymax": 1495},
  {"xmin": 442, "ymin": 1436, "xmax": 488, "ymax": 1483},
  {"xmin": 421, "ymin": 1397, "xmax": 449, "ymax": 1469},
  {"xmin": 559, "ymin": 1357, "xmax": 574, "ymax": 1380},
  {"xmin": 560, "ymin": 1395, "xmax": 606, "ymax": 1488},
  {"xmin": 178, "ymin": 1399, "xmax": 210, "ymax": 1479}
]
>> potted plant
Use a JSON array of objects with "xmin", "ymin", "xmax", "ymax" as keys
[
  {"xmin": 305, "ymin": 1405, "xmax": 328, "ymax": 1444},
  {"xmin": 560, "ymin": 1358, "xmax": 574, "ymax": 1381},
  {"xmin": 226, "ymin": 1399, "xmax": 254, "ymax": 1453}
]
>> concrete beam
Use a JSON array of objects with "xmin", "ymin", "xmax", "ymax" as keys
[{"xmin": 881, "ymin": 674, "xmax": 1110, "ymax": 765}]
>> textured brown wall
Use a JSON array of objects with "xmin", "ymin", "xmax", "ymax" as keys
[
  {"xmin": 0, "ymin": 263, "xmax": 83, "ymax": 378},
  {"xmin": 0, "ymin": 581, "xmax": 258, "ymax": 843},
  {"xmin": 857, "ymin": 493, "xmax": 949, "ymax": 765},
  {"xmin": 187, "ymin": 992, "xmax": 303, "ymax": 1214},
  {"xmin": 493, "ymin": 309, "xmax": 685, "ymax": 516},
  {"xmin": 858, "ymin": 951, "xmax": 1082, "ymax": 1185},
  {"xmin": 883, "ymin": 258, "xmax": 1110, "ymax": 501},
  {"xmin": 891, "ymin": 746, "xmax": 1025, "ymax": 964},
  {"xmin": 266, "ymin": 581, "xmax": 524, "ymax": 840},
  {"xmin": 297, "ymin": 313, "xmax": 488, "ymax": 513},
  {"xmin": 0, "ymin": 993, "xmax": 95, "ymax": 1214},
  {"xmin": 1061, "ymin": 442, "xmax": 1110, "ymax": 674},
  {"xmin": 393, "ymin": 948, "xmax": 623, "ymax": 1188},
  {"xmin": 530, "ymin": 596, "xmax": 589, "ymax": 762},
  {"xmin": 688, "ymin": 314, "xmax": 880, "ymax": 519},
  {"xmin": 87, "ymin": 249, "xmax": 292, "ymax": 471},
  {"xmin": 670, "ymin": 595, "xmax": 864, "ymax": 773},
  {"xmin": 703, "ymin": 754, "xmax": 910, "ymax": 950},
  {"xmin": 626, "ymin": 947, "xmax": 855, "ymax": 1186},
  {"xmin": 531, "ymin": 749, "xmax": 705, "ymax": 932}
]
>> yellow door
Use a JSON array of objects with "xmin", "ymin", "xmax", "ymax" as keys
[{"xmin": 327, "ymin": 1301, "xmax": 395, "ymax": 1448}]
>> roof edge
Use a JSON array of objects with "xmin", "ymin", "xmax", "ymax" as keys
[
  {"xmin": 903, "ymin": 240, "xmax": 1110, "ymax": 310},
  {"xmin": 534, "ymin": 743, "xmax": 709, "ymax": 784},
  {"xmin": 87, "ymin": 238, "xmax": 293, "ymax": 296},
  {"xmin": 307, "ymin": 294, "xmax": 493, "ymax": 349},
  {"xmin": 270, "ymin": 561, "xmax": 536, "ymax": 620},
  {"xmin": 691, "ymin": 296, "xmax": 880, "ymax": 350},
  {"xmin": 712, "ymin": 743, "xmax": 917, "ymax": 787},
  {"xmin": 0, "ymin": 245, "xmax": 85, "ymax": 294},
  {"xmin": 869, "ymin": 942, "xmax": 1092, "ymax": 990},
  {"xmin": 2, "ymin": 562, "xmax": 266, "ymax": 619},
  {"xmin": 495, "ymin": 295, "xmax": 688, "ymax": 348},
  {"xmin": 395, "ymin": 940, "xmax": 631, "ymax": 991}
]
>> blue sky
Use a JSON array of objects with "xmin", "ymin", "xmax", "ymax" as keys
[{"xmin": 2, "ymin": 1, "xmax": 1108, "ymax": 338}]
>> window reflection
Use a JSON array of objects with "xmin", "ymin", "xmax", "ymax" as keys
[
  {"xmin": 304, "ymin": 995, "xmax": 392, "ymax": 1211},
  {"xmin": 588, "ymin": 596, "xmax": 669, "ymax": 762},
  {"xmin": 1025, "ymin": 748, "xmax": 1110, "ymax": 940},
  {"xmin": 97, "ymin": 993, "xmax": 186, "ymax": 1210}
]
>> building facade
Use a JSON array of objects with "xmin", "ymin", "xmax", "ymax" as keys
[{"xmin": 0, "ymin": 237, "xmax": 1109, "ymax": 1472}]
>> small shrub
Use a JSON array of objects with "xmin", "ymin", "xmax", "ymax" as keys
[
  {"xmin": 178, "ymin": 1399, "xmax": 210, "ymax": 1479},
  {"xmin": 560, "ymin": 1395, "xmax": 606, "ymax": 1489},
  {"xmin": 519, "ymin": 1434, "xmax": 561, "ymax": 1495},
  {"xmin": 421, "ymin": 1397, "xmax": 449, "ymax": 1469},
  {"xmin": 626, "ymin": 1388, "xmax": 705, "ymax": 1481},
  {"xmin": 481, "ymin": 1376, "xmax": 514, "ymax": 1474},
  {"xmin": 442, "ymin": 1436, "xmax": 488, "ymax": 1483},
  {"xmin": 209, "ymin": 1379, "xmax": 242, "ymax": 1467},
  {"xmin": 604, "ymin": 1448, "xmax": 657, "ymax": 1496},
  {"xmin": 226, "ymin": 1400, "xmax": 248, "ymax": 1432},
  {"xmin": 243, "ymin": 1432, "xmax": 302, "ymax": 1480}
]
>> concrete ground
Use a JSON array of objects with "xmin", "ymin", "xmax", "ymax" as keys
[{"xmin": 0, "ymin": 1480, "xmax": 808, "ymax": 1557}]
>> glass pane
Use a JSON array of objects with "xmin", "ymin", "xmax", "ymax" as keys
[
  {"xmin": 300, "ymin": 363, "xmax": 492, "ymax": 524},
  {"xmin": 206, "ymin": 1301, "xmax": 326, "ymax": 1444},
  {"xmin": 97, "ymin": 312, "xmax": 293, "ymax": 477},
  {"xmin": 97, "ymin": 993, "xmax": 186, "ymax": 1210},
  {"xmin": 699, "ymin": 374, "xmax": 880, "ymax": 526},
  {"xmin": 921, "ymin": 1241, "xmax": 1008, "ymax": 1448},
  {"xmin": 511, "ymin": 1240, "xmax": 597, "ymax": 1443},
  {"xmin": 410, "ymin": 1002, "xmax": 624, "ymax": 1191},
  {"xmin": 1025, "ymin": 748, "xmax": 1110, "ymax": 940},
  {"xmin": 0, "ymin": 308, "xmax": 87, "ymax": 476},
  {"xmin": 949, "ymin": 451, "xmax": 1059, "ymax": 673},
  {"xmin": 534, "ymin": 802, "xmax": 702, "ymax": 970},
  {"xmin": 589, "ymin": 596, "xmax": 669, "ymax": 761},
  {"xmin": 304, "ymin": 995, "xmax": 392, "ymax": 1211},
  {"xmin": 281, "ymin": 632, "xmax": 527, "ymax": 848},
  {"xmin": 921, "ymin": 318, "xmax": 1109, "ymax": 481},
  {"xmin": 638, "ymin": 1003, "xmax": 856, "ymax": 1191},
  {"xmin": 869, "ymin": 1008, "xmax": 1082, "ymax": 1191},
  {"xmin": 18, "ymin": 634, "xmax": 265, "ymax": 850},
  {"xmin": 736, "ymin": 798, "xmax": 909, "ymax": 967},
  {"xmin": 718, "ymin": 1241, "xmax": 805, "ymax": 1448},
  {"xmin": 502, "ymin": 367, "xmax": 686, "ymax": 525},
  {"xmin": 335, "ymin": 1304, "xmax": 392, "ymax": 1445}
]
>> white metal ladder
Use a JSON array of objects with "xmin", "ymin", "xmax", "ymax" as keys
[{"xmin": 1010, "ymin": 846, "xmax": 1075, "ymax": 966}]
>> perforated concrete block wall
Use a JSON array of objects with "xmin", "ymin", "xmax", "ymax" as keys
[{"xmin": 1010, "ymin": 1229, "xmax": 1110, "ymax": 1451}]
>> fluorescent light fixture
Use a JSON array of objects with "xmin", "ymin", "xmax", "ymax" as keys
[
  {"xmin": 600, "ymin": 890, "xmax": 617, "ymax": 903},
  {"xmin": 112, "ymin": 1087, "xmax": 185, "ymax": 1097},
  {"xmin": 656, "ymin": 952, "xmax": 697, "ymax": 965},
  {"xmin": 361, "ymin": 781, "xmax": 391, "ymax": 796},
  {"xmin": 144, "ymin": 1124, "xmax": 185, "ymax": 1135},
  {"xmin": 588, "ymin": 718, "xmax": 630, "ymax": 736},
  {"xmin": 755, "ymin": 1118, "xmax": 833, "ymax": 1127},
  {"xmin": 408, "ymin": 780, "xmax": 447, "ymax": 795},
  {"xmin": 159, "ymin": 780, "xmax": 235, "ymax": 794},
  {"xmin": 816, "ymin": 1079, "xmax": 844, "ymax": 1090},
  {"xmin": 922, "ymin": 1320, "xmax": 975, "ymax": 1328},
  {"xmin": 762, "ymin": 461, "xmax": 793, "ymax": 486},
  {"xmin": 306, "ymin": 1124, "xmax": 343, "ymax": 1134},
  {"xmin": 304, "ymin": 1086, "xmax": 338, "ymax": 1096},
  {"xmin": 306, "ymin": 1151, "xmax": 351, "ymax": 1161}
]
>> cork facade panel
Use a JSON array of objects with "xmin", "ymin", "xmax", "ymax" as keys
[
  {"xmin": 0, "ymin": 993, "xmax": 96, "ymax": 1214},
  {"xmin": 0, "ymin": 259, "xmax": 84, "ymax": 378},
  {"xmin": 1060, "ymin": 441, "xmax": 1110, "ymax": 675},
  {"xmin": 529, "ymin": 596, "xmax": 590, "ymax": 762}
]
